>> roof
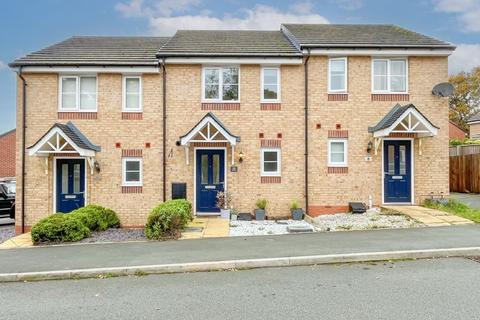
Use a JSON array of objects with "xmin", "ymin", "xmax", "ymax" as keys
[
  {"xmin": 157, "ymin": 30, "xmax": 301, "ymax": 57},
  {"xmin": 10, "ymin": 36, "xmax": 170, "ymax": 67},
  {"xmin": 449, "ymin": 120, "xmax": 467, "ymax": 133},
  {"xmin": 468, "ymin": 113, "xmax": 480, "ymax": 123},
  {"xmin": 368, "ymin": 103, "xmax": 439, "ymax": 133},
  {"xmin": 29, "ymin": 121, "xmax": 100, "ymax": 152},
  {"xmin": 179, "ymin": 112, "xmax": 240, "ymax": 145},
  {"xmin": 282, "ymin": 24, "xmax": 455, "ymax": 49},
  {"xmin": 0, "ymin": 129, "xmax": 15, "ymax": 139}
]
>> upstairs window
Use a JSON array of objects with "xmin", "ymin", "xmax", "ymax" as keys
[
  {"xmin": 372, "ymin": 59, "xmax": 408, "ymax": 93},
  {"xmin": 328, "ymin": 139, "xmax": 348, "ymax": 167},
  {"xmin": 261, "ymin": 148, "xmax": 281, "ymax": 176},
  {"xmin": 123, "ymin": 76, "xmax": 142, "ymax": 111},
  {"xmin": 203, "ymin": 67, "xmax": 239, "ymax": 102},
  {"xmin": 328, "ymin": 58, "xmax": 347, "ymax": 92},
  {"xmin": 261, "ymin": 67, "xmax": 280, "ymax": 102},
  {"xmin": 122, "ymin": 157, "xmax": 143, "ymax": 186},
  {"xmin": 60, "ymin": 76, "xmax": 97, "ymax": 111}
]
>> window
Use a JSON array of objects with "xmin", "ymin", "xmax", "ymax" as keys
[
  {"xmin": 122, "ymin": 158, "xmax": 143, "ymax": 186},
  {"xmin": 261, "ymin": 148, "xmax": 281, "ymax": 176},
  {"xmin": 372, "ymin": 59, "xmax": 408, "ymax": 93},
  {"xmin": 328, "ymin": 139, "xmax": 348, "ymax": 167},
  {"xmin": 60, "ymin": 76, "xmax": 97, "ymax": 111},
  {"xmin": 328, "ymin": 58, "xmax": 347, "ymax": 92},
  {"xmin": 203, "ymin": 67, "xmax": 239, "ymax": 102},
  {"xmin": 123, "ymin": 76, "xmax": 142, "ymax": 111},
  {"xmin": 261, "ymin": 67, "xmax": 280, "ymax": 101}
]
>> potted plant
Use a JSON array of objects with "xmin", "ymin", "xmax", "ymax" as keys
[
  {"xmin": 230, "ymin": 208, "xmax": 239, "ymax": 221},
  {"xmin": 290, "ymin": 200, "xmax": 304, "ymax": 220},
  {"xmin": 216, "ymin": 191, "xmax": 231, "ymax": 219},
  {"xmin": 254, "ymin": 199, "xmax": 267, "ymax": 220}
]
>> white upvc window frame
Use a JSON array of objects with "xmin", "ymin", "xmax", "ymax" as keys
[
  {"xmin": 261, "ymin": 67, "xmax": 281, "ymax": 102},
  {"xmin": 58, "ymin": 75, "xmax": 98, "ymax": 112},
  {"xmin": 122, "ymin": 157, "xmax": 143, "ymax": 187},
  {"xmin": 122, "ymin": 75, "xmax": 143, "ymax": 112},
  {"xmin": 371, "ymin": 58, "xmax": 408, "ymax": 94},
  {"xmin": 201, "ymin": 66, "xmax": 240, "ymax": 103},
  {"xmin": 260, "ymin": 148, "xmax": 281, "ymax": 177},
  {"xmin": 328, "ymin": 139, "xmax": 348, "ymax": 167},
  {"xmin": 328, "ymin": 57, "xmax": 348, "ymax": 93}
]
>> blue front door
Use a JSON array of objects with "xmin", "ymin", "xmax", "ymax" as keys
[
  {"xmin": 56, "ymin": 159, "xmax": 85, "ymax": 213},
  {"xmin": 384, "ymin": 140, "xmax": 412, "ymax": 203},
  {"xmin": 196, "ymin": 150, "xmax": 225, "ymax": 213}
]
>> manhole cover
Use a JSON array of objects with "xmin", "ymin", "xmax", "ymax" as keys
[{"xmin": 184, "ymin": 227, "xmax": 204, "ymax": 232}]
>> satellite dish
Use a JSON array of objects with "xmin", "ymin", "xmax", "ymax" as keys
[{"xmin": 432, "ymin": 82, "xmax": 454, "ymax": 97}]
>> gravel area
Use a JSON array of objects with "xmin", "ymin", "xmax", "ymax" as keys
[
  {"xmin": 229, "ymin": 220, "xmax": 314, "ymax": 236},
  {"xmin": 313, "ymin": 208, "xmax": 423, "ymax": 232},
  {"xmin": 0, "ymin": 225, "xmax": 15, "ymax": 244},
  {"xmin": 78, "ymin": 228, "xmax": 147, "ymax": 243}
]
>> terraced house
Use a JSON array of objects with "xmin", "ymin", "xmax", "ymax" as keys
[{"xmin": 10, "ymin": 24, "xmax": 455, "ymax": 233}]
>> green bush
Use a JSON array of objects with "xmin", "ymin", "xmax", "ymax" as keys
[
  {"xmin": 31, "ymin": 213, "xmax": 91, "ymax": 243},
  {"xmin": 30, "ymin": 205, "xmax": 120, "ymax": 243},
  {"xmin": 145, "ymin": 199, "xmax": 193, "ymax": 240}
]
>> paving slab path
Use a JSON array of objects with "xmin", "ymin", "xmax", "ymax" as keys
[
  {"xmin": 0, "ymin": 224, "xmax": 480, "ymax": 274},
  {"xmin": 382, "ymin": 205, "xmax": 473, "ymax": 226}
]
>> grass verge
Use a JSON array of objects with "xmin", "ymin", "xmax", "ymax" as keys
[{"xmin": 423, "ymin": 199, "xmax": 480, "ymax": 223}]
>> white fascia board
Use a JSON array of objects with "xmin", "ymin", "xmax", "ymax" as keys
[
  {"xmin": 164, "ymin": 57, "xmax": 303, "ymax": 65},
  {"xmin": 17, "ymin": 66, "xmax": 159, "ymax": 74},
  {"xmin": 29, "ymin": 127, "xmax": 96, "ymax": 157},
  {"xmin": 180, "ymin": 117, "xmax": 237, "ymax": 146},
  {"xmin": 305, "ymin": 48, "xmax": 454, "ymax": 57}
]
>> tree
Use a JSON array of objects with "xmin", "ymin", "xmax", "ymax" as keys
[{"xmin": 449, "ymin": 67, "xmax": 480, "ymax": 131}]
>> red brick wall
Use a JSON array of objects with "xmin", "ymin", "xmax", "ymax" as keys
[
  {"xmin": 0, "ymin": 129, "xmax": 16, "ymax": 179},
  {"xmin": 449, "ymin": 121, "xmax": 467, "ymax": 140}
]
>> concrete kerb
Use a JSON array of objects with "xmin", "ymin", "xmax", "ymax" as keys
[{"xmin": 1, "ymin": 247, "xmax": 479, "ymax": 282}]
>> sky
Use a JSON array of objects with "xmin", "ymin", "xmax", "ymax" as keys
[{"xmin": 0, "ymin": 0, "xmax": 479, "ymax": 133}]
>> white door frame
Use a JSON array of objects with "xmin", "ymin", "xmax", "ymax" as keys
[
  {"xmin": 52, "ymin": 157, "xmax": 88, "ymax": 213},
  {"xmin": 381, "ymin": 138, "xmax": 414, "ymax": 205},
  {"xmin": 193, "ymin": 147, "xmax": 227, "ymax": 216}
]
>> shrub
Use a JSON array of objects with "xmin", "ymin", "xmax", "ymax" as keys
[
  {"xmin": 256, "ymin": 199, "xmax": 267, "ymax": 210},
  {"xmin": 291, "ymin": 200, "xmax": 299, "ymax": 210},
  {"xmin": 145, "ymin": 199, "xmax": 193, "ymax": 240},
  {"xmin": 31, "ymin": 213, "xmax": 91, "ymax": 243},
  {"xmin": 73, "ymin": 205, "xmax": 120, "ymax": 230}
]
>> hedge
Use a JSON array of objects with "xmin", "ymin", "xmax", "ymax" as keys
[
  {"xmin": 145, "ymin": 199, "xmax": 193, "ymax": 240},
  {"xmin": 31, "ymin": 205, "xmax": 120, "ymax": 244}
]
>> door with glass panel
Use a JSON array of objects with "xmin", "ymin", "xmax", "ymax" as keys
[
  {"xmin": 56, "ymin": 159, "xmax": 85, "ymax": 213},
  {"xmin": 383, "ymin": 141, "xmax": 411, "ymax": 203},
  {"xmin": 196, "ymin": 150, "xmax": 225, "ymax": 213}
]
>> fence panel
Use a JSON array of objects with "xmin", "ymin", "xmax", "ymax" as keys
[{"xmin": 450, "ymin": 154, "xmax": 480, "ymax": 193}]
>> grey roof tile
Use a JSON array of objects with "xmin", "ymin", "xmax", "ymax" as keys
[
  {"xmin": 10, "ymin": 36, "xmax": 170, "ymax": 67},
  {"xmin": 468, "ymin": 112, "xmax": 480, "ymax": 123},
  {"xmin": 282, "ymin": 24, "xmax": 455, "ymax": 49},
  {"xmin": 157, "ymin": 30, "xmax": 301, "ymax": 57},
  {"xmin": 369, "ymin": 103, "xmax": 439, "ymax": 133}
]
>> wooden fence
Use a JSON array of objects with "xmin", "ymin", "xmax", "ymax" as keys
[
  {"xmin": 449, "ymin": 145, "xmax": 480, "ymax": 156},
  {"xmin": 450, "ymin": 154, "xmax": 480, "ymax": 193}
]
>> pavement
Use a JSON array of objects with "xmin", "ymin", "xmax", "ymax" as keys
[
  {"xmin": 451, "ymin": 192, "xmax": 480, "ymax": 209},
  {"xmin": 2, "ymin": 258, "xmax": 480, "ymax": 320},
  {"xmin": 0, "ymin": 224, "xmax": 480, "ymax": 281},
  {"xmin": 382, "ymin": 205, "xmax": 474, "ymax": 226},
  {"xmin": 181, "ymin": 217, "xmax": 230, "ymax": 239}
]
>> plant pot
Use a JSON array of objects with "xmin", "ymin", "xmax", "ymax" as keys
[
  {"xmin": 254, "ymin": 209, "xmax": 266, "ymax": 221},
  {"xmin": 291, "ymin": 208, "xmax": 304, "ymax": 220},
  {"xmin": 231, "ymin": 213, "xmax": 238, "ymax": 221},
  {"xmin": 220, "ymin": 209, "xmax": 231, "ymax": 219}
]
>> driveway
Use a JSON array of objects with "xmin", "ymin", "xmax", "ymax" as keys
[
  {"xmin": 451, "ymin": 192, "xmax": 480, "ymax": 209},
  {"xmin": 0, "ymin": 218, "xmax": 15, "ymax": 244}
]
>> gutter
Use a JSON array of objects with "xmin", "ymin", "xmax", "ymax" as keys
[
  {"xmin": 304, "ymin": 49, "xmax": 310, "ymax": 216},
  {"xmin": 17, "ymin": 67, "xmax": 27, "ymax": 233},
  {"xmin": 160, "ymin": 58, "xmax": 167, "ymax": 202}
]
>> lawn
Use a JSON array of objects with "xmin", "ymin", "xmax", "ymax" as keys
[{"xmin": 423, "ymin": 199, "xmax": 480, "ymax": 223}]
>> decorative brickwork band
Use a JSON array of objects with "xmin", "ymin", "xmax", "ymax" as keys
[
  {"xmin": 58, "ymin": 112, "xmax": 97, "ymax": 120},
  {"xmin": 201, "ymin": 103, "xmax": 240, "ymax": 110},
  {"xmin": 328, "ymin": 130, "xmax": 348, "ymax": 138},
  {"xmin": 389, "ymin": 132, "xmax": 415, "ymax": 138},
  {"xmin": 52, "ymin": 153, "xmax": 81, "ymax": 157},
  {"xmin": 192, "ymin": 142, "xmax": 228, "ymax": 147},
  {"xmin": 327, "ymin": 167, "xmax": 348, "ymax": 174},
  {"xmin": 260, "ymin": 139, "xmax": 281, "ymax": 148},
  {"xmin": 122, "ymin": 112, "xmax": 143, "ymax": 120},
  {"xmin": 328, "ymin": 94, "xmax": 348, "ymax": 101},
  {"xmin": 308, "ymin": 205, "xmax": 350, "ymax": 217},
  {"xmin": 121, "ymin": 186, "xmax": 143, "ymax": 193},
  {"xmin": 122, "ymin": 149, "xmax": 143, "ymax": 157},
  {"xmin": 371, "ymin": 94, "xmax": 409, "ymax": 102},
  {"xmin": 260, "ymin": 103, "xmax": 281, "ymax": 111},
  {"xmin": 261, "ymin": 176, "xmax": 281, "ymax": 184}
]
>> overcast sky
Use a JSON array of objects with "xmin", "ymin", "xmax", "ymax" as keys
[{"xmin": 0, "ymin": 0, "xmax": 479, "ymax": 133}]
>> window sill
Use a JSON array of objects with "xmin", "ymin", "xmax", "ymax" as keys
[
  {"xmin": 201, "ymin": 102, "xmax": 240, "ymax": 110},
  {"xmin": 121, "ymin": 186, "xmax": 143, "ymax": 193},
  {"xmin": 260, "ymin": 103, "xmax": 281, "ymax": 110},
  {"xmin": 260, "ymin": 176, "xmax": 281, "ymax": 184},
  {"xmin": 58, "ymin": 112, "xmax": 98, "ymax": 120},
  {"xmin": 327, "ymin": 93, "xmax": 348, "ymax": 101},
  {"xmin": 327, "ymin": 167, "xmax": 348, "ymax": 174},
  {"xmin": 122, "ymin": 112, "xmax": 143, "ymax": 120},
  {"xmin": 371, "ymin": 93, "xmax": 409, "ymax": 102}
]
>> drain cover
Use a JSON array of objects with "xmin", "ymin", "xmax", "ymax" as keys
[
  {"xmin": 184, "ymin": 227, "xmax": 204, "ymax": 232},
  {"xmin": 287, "ymin": 225, "xmax": 314, "ymax": 233}
]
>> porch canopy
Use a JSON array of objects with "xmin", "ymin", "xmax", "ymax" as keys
[
  {"xmin": 368, "ymin": 103, "xmax": 439, "ymax": 154},
  {"xmin": 179, "ymin": 112, "xmax": 240, "ymax": 165},
  {"xmin": 28, "ymin": 121, "xmax": 101, "ymax": 173}
]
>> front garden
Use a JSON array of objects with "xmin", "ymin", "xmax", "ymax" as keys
[{"xmin": 423, "ymin": 199, "xmax": 480, "ymax": 223}]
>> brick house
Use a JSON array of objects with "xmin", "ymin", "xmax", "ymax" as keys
[
  {"xmin": 0, "ymin": 129, "xmax": 16, "ymax": 181},
  {"xmin": 10, "ymin": 24, "xmax": 455, "ymax": 233},
  {"xmin": 449, "ymin": 121, "xmax": 467, "ymax": 140},
  {"xmin": 467, "ymin": 114, "xmax": 480, "ymax": 139}
]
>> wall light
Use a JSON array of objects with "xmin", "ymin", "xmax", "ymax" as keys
[
  {"xmin": 367, "ymin": 141, "xmax": 373, "ymax": 154},
  {"xmin": 238, "ymin": 151, "xmax": 245, "ymax": 163}
]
